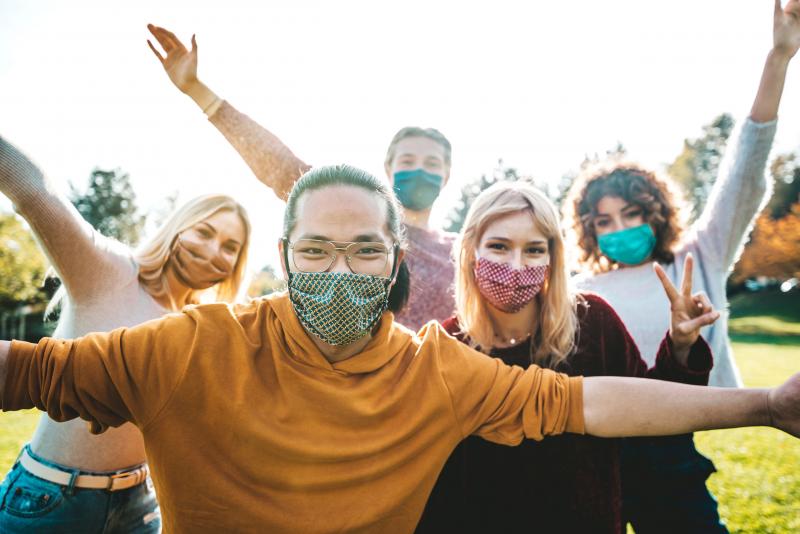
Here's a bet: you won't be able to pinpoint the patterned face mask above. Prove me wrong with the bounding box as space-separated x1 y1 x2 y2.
474 257 549 313
288 271 391 346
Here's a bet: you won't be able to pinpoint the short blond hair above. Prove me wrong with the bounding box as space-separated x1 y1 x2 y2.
384 126 452 170
454 181 579 368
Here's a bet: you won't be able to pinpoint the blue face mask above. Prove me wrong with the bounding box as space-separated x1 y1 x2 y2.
597 224 656 265
392 169 443 211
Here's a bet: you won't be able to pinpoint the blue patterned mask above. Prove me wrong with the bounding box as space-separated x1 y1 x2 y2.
597 224 656 265
392 169 443 211
288 271 391 346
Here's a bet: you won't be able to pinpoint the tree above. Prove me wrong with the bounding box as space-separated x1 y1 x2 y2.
764 152 800 219
70 168 146 246
0 212 48 308
731 202 800 284
248 264 286 298
667 113 735 221
444 160 550 233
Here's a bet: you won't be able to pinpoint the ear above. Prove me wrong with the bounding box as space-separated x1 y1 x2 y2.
389 248 406 287
277 238 289 279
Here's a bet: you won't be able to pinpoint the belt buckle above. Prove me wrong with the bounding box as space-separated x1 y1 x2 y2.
107 467 146 491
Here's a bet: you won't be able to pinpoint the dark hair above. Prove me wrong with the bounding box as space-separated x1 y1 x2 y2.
563 162 689 273
384 126 452 169
283 164 410 313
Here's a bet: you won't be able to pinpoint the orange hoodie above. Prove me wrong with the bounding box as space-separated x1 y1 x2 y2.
3 293 583 533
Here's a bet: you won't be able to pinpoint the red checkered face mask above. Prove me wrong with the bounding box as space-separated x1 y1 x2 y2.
474 257 549 313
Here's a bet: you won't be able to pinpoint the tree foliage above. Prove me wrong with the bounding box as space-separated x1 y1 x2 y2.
247 264 286 298
731 202 800 284
667 113 735 221
443 160 552 233
70 168 145 246
0 212 48 308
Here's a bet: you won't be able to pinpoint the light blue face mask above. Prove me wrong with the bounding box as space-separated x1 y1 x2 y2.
392 169 443 211
597 224 656 265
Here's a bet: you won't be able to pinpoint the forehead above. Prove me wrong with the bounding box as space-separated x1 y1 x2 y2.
292 185 392 242
392 136 446 161
480 210 547 242
595 195 630 214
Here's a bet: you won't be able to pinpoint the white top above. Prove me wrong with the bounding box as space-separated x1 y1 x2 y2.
1 136 168 470
575 118 777 387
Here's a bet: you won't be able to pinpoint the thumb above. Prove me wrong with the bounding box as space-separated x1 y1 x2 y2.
191 34 198 54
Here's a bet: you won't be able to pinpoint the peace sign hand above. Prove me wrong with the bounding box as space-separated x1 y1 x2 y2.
147 24 199 94
654 253 720 364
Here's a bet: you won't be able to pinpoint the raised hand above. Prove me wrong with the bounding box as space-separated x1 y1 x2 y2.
654 253 720 357
147 24 199 94
774 0 800 59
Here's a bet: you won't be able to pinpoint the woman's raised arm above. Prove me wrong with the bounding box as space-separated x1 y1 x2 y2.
0 137 136 302
147 24 310 201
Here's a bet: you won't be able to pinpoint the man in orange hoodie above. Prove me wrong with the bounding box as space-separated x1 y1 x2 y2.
2 162 799 533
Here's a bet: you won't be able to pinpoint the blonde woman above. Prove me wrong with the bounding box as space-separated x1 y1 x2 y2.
417 181 717 534
0 136 250 533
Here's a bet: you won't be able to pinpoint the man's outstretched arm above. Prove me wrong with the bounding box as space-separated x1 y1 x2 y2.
0 340 9 401
582 373 799 438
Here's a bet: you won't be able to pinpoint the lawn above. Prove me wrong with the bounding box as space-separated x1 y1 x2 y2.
0 291 798 532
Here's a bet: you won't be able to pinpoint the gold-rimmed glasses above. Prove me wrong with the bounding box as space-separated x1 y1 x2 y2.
285 238 395 276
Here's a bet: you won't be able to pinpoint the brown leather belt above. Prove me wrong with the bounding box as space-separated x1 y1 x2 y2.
20 449 149 492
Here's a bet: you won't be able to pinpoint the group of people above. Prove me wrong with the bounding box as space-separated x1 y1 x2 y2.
1 3 800 533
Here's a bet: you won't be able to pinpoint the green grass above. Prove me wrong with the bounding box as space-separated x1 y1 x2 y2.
1 291 798 532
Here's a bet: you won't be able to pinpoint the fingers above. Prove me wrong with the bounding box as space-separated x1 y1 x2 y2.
147 23 183 52
777 0 784 18
692 291 713 316
677 310 721 334
146 40 165 65
680 253 694 296
191 34 198 54
147 23 171 50
653 262 680 302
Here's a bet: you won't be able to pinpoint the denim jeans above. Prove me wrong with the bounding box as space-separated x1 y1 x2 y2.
0 446 161 533
622 434 728 534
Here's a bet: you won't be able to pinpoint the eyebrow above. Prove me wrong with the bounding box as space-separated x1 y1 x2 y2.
298 233 385 243
596 203 637 217
199 221 243 246
484 236 547 245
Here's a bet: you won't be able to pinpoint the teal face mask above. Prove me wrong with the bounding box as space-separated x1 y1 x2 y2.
597 224 656 265
392 169 443 211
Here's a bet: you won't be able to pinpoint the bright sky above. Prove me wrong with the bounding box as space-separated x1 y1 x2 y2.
2 0 799 272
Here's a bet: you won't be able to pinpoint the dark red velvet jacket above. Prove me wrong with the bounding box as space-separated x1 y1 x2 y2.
415 293 712 534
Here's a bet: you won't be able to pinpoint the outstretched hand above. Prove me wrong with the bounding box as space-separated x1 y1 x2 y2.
147 24 199 94
774 0 800 59
654 253 720 355
769 372 800 437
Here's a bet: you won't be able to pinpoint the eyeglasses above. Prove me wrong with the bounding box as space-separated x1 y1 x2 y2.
284 238 396 276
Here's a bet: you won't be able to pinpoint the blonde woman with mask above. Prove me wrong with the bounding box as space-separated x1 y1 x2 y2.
0 136 250 533
416 180 718 534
